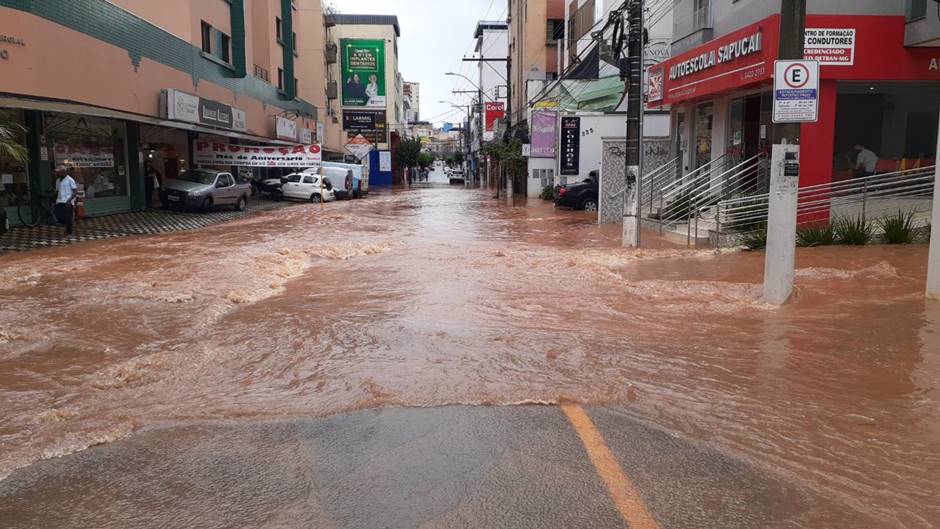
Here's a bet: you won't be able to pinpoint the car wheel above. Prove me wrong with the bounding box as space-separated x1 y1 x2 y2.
201 197 213 213
310 193 322 203
580 198 598 212
235 196 247 211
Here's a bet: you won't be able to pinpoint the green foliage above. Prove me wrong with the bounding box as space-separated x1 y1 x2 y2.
395 138 423 169
834 215 873 245
0 111 28 165
739 225 767 251
539 185 554 201
796 223 836 247
480 139 527 178
417 152 435 169
878 210 916 244
451 151 465 165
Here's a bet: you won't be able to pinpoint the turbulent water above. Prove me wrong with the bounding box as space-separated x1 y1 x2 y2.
1 183 938 527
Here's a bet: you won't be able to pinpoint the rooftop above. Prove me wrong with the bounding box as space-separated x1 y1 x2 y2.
474 20 509 38
328 14 401 37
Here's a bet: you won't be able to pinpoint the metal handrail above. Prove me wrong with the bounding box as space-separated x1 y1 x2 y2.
715 165 936 247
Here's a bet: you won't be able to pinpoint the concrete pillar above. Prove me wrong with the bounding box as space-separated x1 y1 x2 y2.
763 144 801 305
927 116 940 299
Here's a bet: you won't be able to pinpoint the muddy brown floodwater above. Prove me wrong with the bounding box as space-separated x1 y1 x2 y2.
1 185 938 527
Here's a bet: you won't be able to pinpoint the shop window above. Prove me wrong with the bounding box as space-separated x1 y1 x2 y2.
0 109 29 216
833 82 940 180
44 113 129 202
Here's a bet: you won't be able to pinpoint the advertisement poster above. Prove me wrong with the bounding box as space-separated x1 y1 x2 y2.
804 28 855 66
194 142 322 168
379 151 392 172
530 111 557 159
484 102 505 132
342 39 386 108
560 117 580 175
53 144 114 168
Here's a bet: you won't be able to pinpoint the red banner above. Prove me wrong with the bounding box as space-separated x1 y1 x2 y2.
484 102 505 132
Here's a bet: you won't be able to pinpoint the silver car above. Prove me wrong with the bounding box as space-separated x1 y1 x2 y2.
161 169 251 212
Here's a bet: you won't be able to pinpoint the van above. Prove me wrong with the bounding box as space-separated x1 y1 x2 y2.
322 162 367 198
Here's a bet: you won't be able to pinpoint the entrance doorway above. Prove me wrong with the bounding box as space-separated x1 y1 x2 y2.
692 102 713 169
727 95 764 161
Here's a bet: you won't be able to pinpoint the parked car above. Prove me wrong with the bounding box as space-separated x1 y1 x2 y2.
279 169 338 203
161 169 251 212
322 162 367 198
554 171 599 211
449 169 465 185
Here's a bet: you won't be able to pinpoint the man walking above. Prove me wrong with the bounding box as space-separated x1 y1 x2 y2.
54 164 77 236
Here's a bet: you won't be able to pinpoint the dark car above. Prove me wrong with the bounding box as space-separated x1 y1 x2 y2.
554 170 599 211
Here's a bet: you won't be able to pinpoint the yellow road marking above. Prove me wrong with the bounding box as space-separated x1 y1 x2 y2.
561 402 661 529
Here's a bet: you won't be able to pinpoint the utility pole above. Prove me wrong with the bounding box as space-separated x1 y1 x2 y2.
763 0 807 305
622 1 643 247
927 115 940 299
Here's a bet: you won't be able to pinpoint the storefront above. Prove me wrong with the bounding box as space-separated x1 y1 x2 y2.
649 14 940 189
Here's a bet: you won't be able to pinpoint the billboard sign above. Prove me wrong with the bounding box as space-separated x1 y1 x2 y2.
560 117 580 175
484 102 505 132
194 142 322 168
530 111 557 159
341 39 386 108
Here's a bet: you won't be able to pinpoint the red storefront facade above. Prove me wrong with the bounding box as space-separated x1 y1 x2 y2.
649 14 940 190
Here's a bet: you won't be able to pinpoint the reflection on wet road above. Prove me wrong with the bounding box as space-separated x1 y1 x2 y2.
1 182 938 527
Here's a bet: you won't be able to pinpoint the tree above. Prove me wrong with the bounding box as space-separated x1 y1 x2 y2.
418 152 434 169
395 138 422 169
449 151 465 166
0 111 28 165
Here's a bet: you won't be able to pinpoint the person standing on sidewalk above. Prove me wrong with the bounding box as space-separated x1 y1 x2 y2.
54 164 77 236
144 162 161 208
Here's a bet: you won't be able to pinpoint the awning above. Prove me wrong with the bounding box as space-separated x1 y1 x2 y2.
0 94 297 146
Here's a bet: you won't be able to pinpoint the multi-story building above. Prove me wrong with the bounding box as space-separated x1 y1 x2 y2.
468 20 509 187
324 14 402 184
0 0 323 221
508 0 566 128
650 0 940 192
403 81 420 123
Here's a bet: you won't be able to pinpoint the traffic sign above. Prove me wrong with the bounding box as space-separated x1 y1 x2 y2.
772 60 819 123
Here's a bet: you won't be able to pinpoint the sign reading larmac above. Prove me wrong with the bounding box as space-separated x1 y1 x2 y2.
162 89 247 132
343 110 386 131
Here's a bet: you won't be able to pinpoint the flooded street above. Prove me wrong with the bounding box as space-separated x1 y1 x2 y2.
1 182 939 528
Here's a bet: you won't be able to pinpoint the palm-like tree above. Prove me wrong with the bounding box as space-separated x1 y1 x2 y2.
0 111 28 165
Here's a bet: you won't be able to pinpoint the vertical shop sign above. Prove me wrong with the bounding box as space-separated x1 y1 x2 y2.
560 117 581 175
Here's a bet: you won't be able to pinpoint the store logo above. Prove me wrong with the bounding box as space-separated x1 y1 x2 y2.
930 58 939 71
669 31 762 81
0 33 25 61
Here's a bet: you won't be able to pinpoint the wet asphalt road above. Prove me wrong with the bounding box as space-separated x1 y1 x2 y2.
0 404 811 529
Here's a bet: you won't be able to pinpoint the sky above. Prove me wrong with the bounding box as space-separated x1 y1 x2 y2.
327 0 506 128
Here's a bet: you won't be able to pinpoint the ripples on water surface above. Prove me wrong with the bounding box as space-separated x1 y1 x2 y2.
0 186 938 527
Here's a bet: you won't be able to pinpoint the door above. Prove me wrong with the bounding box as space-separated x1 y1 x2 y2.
215 173 236 204
281 174 303 199
301 175 320 200
674 110 687 172
692 103 714 169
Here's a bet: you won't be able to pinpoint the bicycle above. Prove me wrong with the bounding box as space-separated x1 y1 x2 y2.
11 189 57 228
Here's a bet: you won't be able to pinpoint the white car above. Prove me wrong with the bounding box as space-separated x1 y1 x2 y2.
279 172 336 203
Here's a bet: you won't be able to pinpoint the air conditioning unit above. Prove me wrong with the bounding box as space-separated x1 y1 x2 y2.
326 80 338 99
325 43 337 64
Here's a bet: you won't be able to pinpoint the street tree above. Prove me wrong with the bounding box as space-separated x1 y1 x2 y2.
0 111 28 165
395 138 423 170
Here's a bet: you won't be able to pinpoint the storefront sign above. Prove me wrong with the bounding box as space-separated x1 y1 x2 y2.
560 117 580 175
773 60 819 123
193 142 322 168
53 144 114 168
656 15 780 106
301 128 313 144
343 110 378 130
804 28 855 66
647 67 664 102
276 116 297 141
530 111 557 159
931 58 939 71
162 89 247 132
484 102 505 132
0 33 25 61
341 39 387 108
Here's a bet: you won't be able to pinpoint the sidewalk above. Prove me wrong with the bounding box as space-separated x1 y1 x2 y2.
0 198 290 253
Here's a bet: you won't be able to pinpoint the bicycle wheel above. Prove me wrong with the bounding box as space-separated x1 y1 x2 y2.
18 202 42 228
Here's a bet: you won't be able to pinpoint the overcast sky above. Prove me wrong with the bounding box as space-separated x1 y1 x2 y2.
327 0 505 128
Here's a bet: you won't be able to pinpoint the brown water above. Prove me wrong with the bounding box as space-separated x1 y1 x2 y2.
1 184 938 527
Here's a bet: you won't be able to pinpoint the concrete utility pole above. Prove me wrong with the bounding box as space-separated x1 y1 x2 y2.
927 115 940 299
762 0 806 305
622 1 643 247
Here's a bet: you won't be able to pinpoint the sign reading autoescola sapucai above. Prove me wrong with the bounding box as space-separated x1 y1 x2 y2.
560 117 580 175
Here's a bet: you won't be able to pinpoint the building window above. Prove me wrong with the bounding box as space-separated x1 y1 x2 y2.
201 21 212 54
692 0 712 31
546 19 564 44
278 68 284 91
908 0 928 20
276 17 283 42
294 78 299 94
253 64 270 83
292 31 298 54
220 33 231 63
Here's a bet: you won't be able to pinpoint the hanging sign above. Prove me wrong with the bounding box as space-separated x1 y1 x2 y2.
194 142 322 168
773 60 820 123
560 117 581 175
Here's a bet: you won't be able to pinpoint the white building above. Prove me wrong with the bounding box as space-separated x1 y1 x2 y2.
471 20 509 186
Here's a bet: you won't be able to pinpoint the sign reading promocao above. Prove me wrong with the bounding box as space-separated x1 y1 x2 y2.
194 142 322 168
162 89 247 132
560 117 581 175
341 39 386 108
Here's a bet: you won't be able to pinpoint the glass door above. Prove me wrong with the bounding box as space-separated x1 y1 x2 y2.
693 102 714 169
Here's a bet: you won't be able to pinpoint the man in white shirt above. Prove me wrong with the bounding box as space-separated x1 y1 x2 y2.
854 144 878 178
54 164 77 236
